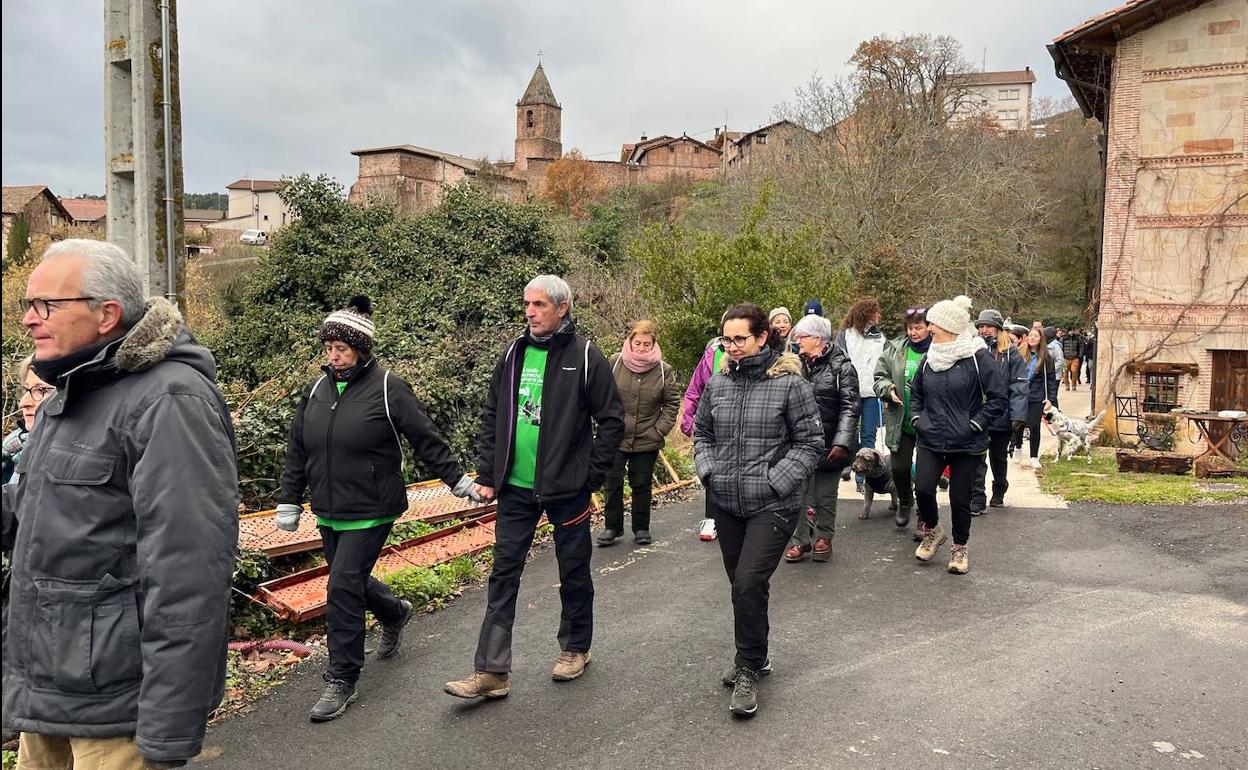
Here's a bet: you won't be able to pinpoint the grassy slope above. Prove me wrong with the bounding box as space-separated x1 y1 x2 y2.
1038 451 1248 505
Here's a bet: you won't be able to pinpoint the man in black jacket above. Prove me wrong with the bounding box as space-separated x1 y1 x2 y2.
4 240 237 769
445 275 624 699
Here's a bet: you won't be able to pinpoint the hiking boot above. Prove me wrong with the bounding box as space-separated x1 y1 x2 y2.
634 530 652 546
444 670 511 699
969 504 985 517
841 469 852 482
729 666 761 718
989 496 1005 508
812 537 832 562
895 504 912 528
309 677 357 722
948 544 970 574
784 544 810 563
595 529 620 547
721 658 772 687
915 525 947 562
377 599 413 659
552 650 591 681
913 520 924 542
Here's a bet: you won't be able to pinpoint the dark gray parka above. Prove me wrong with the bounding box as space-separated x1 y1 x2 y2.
1 299 239 765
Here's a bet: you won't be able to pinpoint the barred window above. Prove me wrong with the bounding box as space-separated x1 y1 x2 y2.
1143 374 1179 413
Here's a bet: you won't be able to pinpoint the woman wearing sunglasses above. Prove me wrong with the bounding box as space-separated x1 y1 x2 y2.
3 355 56 486
872 307 933 537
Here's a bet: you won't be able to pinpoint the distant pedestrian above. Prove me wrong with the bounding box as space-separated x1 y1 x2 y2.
1083 330 1096 385
767 307 793 352
908 296 1007 575
445 275 623 700
5 240 238 769
1061 328 1084 391
694 303 821 717
1007 324 1029 347
874 307 932 536
1046 327 1065 373
970 310 1028 514
276 295 482 722
836 298 886 493
803 299 824 317
783 313 858 564
680 311 730 438
597 320 680 547
1017 328 1060 470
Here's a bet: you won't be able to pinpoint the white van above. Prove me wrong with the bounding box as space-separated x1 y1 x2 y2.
240 229 268 246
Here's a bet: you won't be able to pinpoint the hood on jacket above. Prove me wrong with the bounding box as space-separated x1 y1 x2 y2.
719 348 802 379
115 297 216 380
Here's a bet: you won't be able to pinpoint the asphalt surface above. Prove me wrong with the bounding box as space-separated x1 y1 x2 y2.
202 492 1247 769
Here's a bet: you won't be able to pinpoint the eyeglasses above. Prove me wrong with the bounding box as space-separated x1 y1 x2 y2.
905 307 928 317
22 385 56 402
20 297 96 320
721 335 755 349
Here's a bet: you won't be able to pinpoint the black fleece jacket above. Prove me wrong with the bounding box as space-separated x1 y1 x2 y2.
278 358 463 519
475 320 624 501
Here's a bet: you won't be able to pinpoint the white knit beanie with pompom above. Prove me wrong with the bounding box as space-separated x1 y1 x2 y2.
926 295 974 335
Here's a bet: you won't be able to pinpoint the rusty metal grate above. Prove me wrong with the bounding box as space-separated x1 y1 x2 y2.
238 480 494 556
257 516 497 622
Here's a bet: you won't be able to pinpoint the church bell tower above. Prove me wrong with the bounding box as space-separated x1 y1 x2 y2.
514 63 562 171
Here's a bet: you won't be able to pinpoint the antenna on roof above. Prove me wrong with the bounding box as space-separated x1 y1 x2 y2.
537 50 543 64
982 47 987 72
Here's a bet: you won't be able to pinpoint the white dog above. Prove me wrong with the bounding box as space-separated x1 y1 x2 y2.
1043 407 1106 463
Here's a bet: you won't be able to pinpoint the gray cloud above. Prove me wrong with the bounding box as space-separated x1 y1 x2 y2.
3 0 1097 196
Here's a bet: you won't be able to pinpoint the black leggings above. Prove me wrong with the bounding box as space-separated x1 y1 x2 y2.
915 448 979 546
1024 401 1045 459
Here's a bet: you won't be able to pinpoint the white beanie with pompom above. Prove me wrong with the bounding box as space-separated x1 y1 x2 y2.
926 295 974 335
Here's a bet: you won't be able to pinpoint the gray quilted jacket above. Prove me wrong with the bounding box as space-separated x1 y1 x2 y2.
693 348 822 517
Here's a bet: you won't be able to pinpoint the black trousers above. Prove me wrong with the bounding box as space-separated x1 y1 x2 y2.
320 522 405 684
1024 401 1046 459
915 448 980 546
601 449 659 534
890 430 918 508
971 430 1012 508
709 496 797 672
474 485 594 673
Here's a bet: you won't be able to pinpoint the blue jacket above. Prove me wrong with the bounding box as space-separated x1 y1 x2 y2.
909 348 1008 455
1023 353 1060 407
985 344 1028 432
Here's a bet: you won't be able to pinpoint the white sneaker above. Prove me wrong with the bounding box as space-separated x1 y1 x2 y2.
698 518 717 541
1029 457 1041 470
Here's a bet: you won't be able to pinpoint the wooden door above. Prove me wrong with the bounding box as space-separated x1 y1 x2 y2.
1210 350 1248 410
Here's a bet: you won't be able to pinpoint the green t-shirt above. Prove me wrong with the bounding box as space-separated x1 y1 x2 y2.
505 345 549 489
316 379 401 532
712 346 726 374
901 345 924 435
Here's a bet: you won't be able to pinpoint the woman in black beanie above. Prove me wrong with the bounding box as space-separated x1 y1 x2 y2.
276 296 481 722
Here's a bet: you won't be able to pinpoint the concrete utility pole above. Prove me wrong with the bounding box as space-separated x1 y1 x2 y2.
104 0 185 306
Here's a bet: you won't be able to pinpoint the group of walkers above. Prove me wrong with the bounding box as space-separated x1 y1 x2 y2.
2 238 1078 769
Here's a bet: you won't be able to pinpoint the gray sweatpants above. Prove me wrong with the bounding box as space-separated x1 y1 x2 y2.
790 467 840 545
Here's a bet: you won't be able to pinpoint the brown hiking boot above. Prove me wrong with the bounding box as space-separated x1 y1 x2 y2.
811 537 832 562
443 670 510 699
914 524 947 562
552 650 592 681
784 544 810 563
948 544 970 574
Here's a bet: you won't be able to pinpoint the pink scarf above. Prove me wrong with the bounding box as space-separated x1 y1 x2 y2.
621 340 663 374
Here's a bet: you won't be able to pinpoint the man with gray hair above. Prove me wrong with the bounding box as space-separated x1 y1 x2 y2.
445 274 623 699
4 240 238 769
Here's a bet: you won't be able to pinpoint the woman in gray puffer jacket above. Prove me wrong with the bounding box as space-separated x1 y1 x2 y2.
693 303 822 719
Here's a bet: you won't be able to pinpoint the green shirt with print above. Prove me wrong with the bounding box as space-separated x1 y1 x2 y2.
901 345 924 436
317 379 401 532
506 345 548 489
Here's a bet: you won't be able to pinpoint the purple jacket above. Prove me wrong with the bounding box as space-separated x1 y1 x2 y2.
680 342 721 436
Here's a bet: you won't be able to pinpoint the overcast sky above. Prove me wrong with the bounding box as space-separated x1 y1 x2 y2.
2 0 1098 197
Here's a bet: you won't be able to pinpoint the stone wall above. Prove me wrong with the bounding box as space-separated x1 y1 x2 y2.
1096 0 1248 446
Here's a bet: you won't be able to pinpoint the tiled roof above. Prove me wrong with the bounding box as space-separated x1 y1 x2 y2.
350 144 483 171
954 69 1037 86
1053 0 1152 45
3 185 49 214
629 135 721 163
735 120 815 144
184 208 225 222
225 179 283 192
518 63 559 107
59 197 108 223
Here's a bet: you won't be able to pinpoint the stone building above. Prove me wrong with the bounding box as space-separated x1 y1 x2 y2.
945 68 1037 131
1051 0 1248 446
2 185 72 263
724 120 823 175
349 64 730 214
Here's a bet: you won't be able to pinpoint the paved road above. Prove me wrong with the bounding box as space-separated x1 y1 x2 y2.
202 487 1247 769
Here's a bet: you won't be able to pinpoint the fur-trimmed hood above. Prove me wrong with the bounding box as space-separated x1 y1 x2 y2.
718 349 803 379
116 297 187 373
